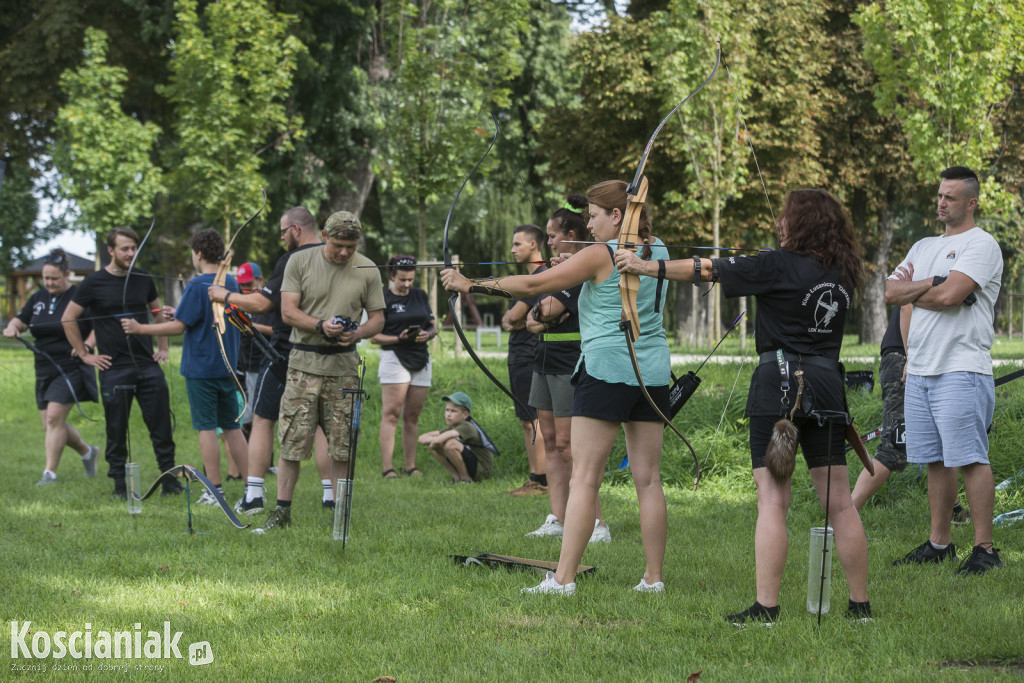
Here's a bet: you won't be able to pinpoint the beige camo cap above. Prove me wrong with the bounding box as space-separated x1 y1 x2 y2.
323 211 361 238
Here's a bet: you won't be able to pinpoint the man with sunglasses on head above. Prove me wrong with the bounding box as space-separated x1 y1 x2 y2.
208 207 334 515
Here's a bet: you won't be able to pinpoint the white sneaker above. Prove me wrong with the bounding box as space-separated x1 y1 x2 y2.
196 490 220 506
632 578 665 593
81 445 99 478
589 520 611 544
525 514 564 538
521 571 575 595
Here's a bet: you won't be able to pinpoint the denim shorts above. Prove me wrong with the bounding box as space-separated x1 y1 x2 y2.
905 372 993 467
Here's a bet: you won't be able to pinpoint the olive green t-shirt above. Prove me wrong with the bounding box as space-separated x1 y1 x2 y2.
282 247 385 376
452 420 493 481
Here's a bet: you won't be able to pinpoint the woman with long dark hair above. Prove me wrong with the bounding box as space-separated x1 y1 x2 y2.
3 248 100 485
615 188 871 623
442 179 672 594
371 255 437 478
524 195 610 544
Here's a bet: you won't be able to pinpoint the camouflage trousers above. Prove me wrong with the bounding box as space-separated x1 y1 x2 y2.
875 351 907 472
278 366 360 462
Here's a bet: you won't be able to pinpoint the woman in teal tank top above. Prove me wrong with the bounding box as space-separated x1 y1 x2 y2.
442 179 673 596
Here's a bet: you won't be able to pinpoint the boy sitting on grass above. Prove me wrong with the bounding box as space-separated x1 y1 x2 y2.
418 391 495 483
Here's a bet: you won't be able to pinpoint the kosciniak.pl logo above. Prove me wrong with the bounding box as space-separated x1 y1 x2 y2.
9 621 213 666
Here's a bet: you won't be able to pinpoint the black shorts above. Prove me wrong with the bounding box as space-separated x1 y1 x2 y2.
461 444 479 480
749 414 847 470
571 363 670 423
508 362 538 421
252 359 286 421
35 364 97 411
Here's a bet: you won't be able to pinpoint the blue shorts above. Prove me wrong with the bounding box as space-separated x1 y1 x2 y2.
185 377 243 431
571 363 670 423
905 372 993 467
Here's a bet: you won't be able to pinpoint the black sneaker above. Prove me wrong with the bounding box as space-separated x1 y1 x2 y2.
846 600 873 623
322 499 336 510
726 602 779 626
111 479 127 501
251 506 291 534
892 540 957 566
236 496 264 516
956 545 1004 575
161 477 184 496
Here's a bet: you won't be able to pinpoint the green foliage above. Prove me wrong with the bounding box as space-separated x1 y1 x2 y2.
370 0 530 261
856 1 1018 187
52 28 165 236
0 159 47 271
158 0 305 237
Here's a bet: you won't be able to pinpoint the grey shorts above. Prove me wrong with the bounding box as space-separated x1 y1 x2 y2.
528 372 575 418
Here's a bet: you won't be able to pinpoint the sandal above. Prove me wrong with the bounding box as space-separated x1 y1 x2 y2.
403 467 423 477
382 469 398 479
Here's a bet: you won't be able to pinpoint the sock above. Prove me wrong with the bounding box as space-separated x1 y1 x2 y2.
276 499 292 509
929 541 949 550
529 473 548 487
322 478 334 502
43 469 56 479
246 477 264 502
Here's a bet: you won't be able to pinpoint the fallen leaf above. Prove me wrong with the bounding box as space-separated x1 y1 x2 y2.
687 670 702 682
159 565 170 571
372 677 396 682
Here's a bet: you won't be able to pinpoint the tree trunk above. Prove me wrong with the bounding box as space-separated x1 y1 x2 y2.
858 188 897 344
675 279 697 345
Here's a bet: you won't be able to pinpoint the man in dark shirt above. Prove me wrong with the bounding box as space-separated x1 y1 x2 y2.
63 227 180 498
208 206 333 514
502 224 548 497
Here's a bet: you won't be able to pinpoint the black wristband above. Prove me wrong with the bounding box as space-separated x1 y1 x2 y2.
693 256 701 286
84 343 93 355
932 275 947 287
315 319 325 335
225 292 232 306
710 259 719 282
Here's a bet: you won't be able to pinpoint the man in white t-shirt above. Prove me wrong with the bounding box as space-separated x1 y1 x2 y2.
885 165 1004 575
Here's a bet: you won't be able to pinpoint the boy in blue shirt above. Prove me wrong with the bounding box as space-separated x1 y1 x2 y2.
122 229 247 503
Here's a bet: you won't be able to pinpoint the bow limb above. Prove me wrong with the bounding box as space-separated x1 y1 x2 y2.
617 42 722 490
16 336 97 423
211 187 268 423
122 217 157 373
136 464 251 528
623 328 700 490
442 114 536 439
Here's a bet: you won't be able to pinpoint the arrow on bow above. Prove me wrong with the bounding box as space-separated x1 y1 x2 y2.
212 187 268 422
616 39 722 491
441 114 536 440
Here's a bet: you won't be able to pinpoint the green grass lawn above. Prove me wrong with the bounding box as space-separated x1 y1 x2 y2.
1 341 1023 681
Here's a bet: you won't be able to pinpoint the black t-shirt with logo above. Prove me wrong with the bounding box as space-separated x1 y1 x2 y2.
718 250 852 417
381 288 435 371
73 270 159 369
261 243 322 353
17 286 92 373
533 283 582 375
